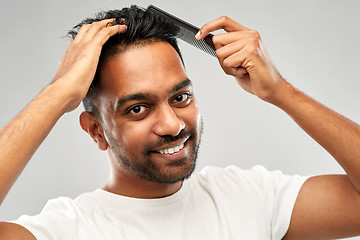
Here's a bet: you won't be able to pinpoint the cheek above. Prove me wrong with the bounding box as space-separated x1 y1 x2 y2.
180 104 202 129
195 109 202 127
116 121 153 149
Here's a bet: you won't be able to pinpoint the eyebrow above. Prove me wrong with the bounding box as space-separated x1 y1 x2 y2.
170 79 192 95
114 79 192 112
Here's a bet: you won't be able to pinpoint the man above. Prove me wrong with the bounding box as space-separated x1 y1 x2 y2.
0 5 360 239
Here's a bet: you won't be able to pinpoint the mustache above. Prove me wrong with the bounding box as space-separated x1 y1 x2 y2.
143 129 196 154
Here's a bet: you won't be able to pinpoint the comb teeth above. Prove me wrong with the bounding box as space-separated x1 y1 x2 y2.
187 36 217 57
146 5 217 58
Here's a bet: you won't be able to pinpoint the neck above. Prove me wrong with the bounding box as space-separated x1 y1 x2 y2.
103 168 183 199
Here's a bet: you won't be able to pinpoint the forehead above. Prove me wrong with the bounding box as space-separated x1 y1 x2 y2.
99 41 187 100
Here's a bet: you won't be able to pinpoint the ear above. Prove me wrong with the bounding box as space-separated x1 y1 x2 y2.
79 111 109 151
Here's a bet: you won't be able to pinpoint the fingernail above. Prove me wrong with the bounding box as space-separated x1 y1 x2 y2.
195 31 201 39
106 20 115 27
119 18 127 25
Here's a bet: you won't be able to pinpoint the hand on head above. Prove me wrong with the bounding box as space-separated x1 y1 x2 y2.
52 19 127 113
196 16 286 103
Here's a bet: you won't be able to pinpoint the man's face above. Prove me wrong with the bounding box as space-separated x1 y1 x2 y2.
97 41 202 184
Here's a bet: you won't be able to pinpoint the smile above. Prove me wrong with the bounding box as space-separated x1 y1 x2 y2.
157 143 184 155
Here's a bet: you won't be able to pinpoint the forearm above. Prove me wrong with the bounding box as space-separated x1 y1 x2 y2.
0 20 126 207
0 82 70 204
273 81 360 191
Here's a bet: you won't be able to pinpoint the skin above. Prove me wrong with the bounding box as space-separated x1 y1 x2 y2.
196 16 360 239
79 42 202 198
0 16 359 239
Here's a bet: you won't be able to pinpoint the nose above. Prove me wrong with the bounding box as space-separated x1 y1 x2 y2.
153 104 185 136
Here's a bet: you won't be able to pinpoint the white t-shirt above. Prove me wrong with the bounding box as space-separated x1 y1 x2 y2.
13 165 308 240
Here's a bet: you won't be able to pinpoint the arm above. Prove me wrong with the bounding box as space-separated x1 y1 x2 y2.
0 19 126 239
197 16 360 239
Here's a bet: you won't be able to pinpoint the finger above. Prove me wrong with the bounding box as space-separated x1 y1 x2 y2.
81 18 117 41
73 24 91 42
216 34 260 60
195 16 248 40
215 39 251 76
221 49 249 77
216 39 245 62
93 24 127 46
212 29 261 49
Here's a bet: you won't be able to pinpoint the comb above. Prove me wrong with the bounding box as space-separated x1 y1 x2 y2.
145 5 217 58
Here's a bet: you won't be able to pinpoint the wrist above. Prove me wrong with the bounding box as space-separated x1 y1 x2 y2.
266 79 298 109
40 80 83 115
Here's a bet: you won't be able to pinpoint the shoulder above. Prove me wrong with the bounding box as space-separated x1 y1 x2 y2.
0 222 36 240
12 191 100 240
38 191 97 215
193 164 292 186
190 165 308 199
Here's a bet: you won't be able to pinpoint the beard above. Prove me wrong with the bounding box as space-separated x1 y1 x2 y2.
106 121 203 184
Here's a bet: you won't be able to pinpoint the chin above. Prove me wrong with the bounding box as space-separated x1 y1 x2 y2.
143 158 196 184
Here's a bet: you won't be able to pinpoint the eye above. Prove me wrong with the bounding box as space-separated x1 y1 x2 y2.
174 93 189 102
172 93 192 106
128 105 148 115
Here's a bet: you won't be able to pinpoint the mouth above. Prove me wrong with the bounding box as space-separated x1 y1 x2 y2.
150 136 190 158
157 143 185 155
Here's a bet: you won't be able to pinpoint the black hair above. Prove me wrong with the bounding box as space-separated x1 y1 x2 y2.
67 5 183 118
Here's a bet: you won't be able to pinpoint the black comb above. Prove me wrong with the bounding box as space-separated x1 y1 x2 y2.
145 5 217 58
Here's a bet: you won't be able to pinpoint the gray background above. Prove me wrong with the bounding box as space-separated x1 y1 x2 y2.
0 0 359 238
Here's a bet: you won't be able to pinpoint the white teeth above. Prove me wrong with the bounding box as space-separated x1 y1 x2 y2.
158 143 184 155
